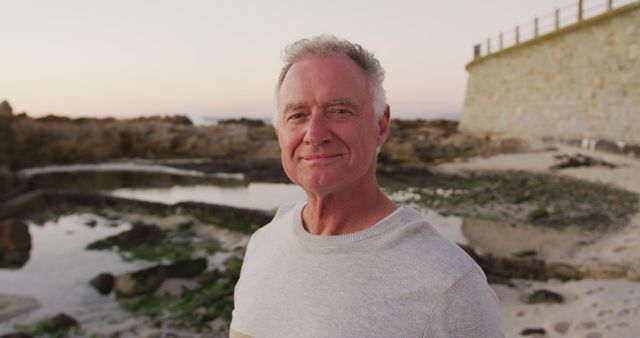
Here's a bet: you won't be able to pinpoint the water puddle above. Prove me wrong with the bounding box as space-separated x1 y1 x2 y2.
108 182 306 211
20 161 241 180
0 214 148 332
25 167 306 211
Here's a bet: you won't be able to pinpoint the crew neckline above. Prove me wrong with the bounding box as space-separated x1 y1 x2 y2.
292 202 405 247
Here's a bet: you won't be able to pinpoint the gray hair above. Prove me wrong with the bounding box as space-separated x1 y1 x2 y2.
275 35 387 117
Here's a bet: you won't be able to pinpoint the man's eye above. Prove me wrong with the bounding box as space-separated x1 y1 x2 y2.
287 113 304 122
332 108 351 115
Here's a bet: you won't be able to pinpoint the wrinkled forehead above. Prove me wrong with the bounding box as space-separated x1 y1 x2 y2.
277 54 372 110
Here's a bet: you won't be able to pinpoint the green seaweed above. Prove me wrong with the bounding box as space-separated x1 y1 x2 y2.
87 228 220 262
121 257 242 330
17 315 79 338
529 206 549 221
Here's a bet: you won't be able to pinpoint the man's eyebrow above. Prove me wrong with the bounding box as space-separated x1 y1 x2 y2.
327 99 358 107
326 99 359 109
284 103 306 112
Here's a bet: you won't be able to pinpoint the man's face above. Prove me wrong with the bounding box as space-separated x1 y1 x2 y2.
274 54 390 194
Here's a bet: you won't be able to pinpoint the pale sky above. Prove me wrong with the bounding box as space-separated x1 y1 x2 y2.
1 0 575 120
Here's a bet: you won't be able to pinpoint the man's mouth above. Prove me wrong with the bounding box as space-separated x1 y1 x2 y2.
300 154 343 160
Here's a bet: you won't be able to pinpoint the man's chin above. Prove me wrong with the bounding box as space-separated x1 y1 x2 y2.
297 175 345 194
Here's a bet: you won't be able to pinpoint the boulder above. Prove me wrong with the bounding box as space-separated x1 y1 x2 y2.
0 166 25 201
90 273 115 295
551 153 616 170
520 328 547 336
20 313 79 337
524 289 564 304
48 313 79 331
87 223 161 251
0 219 31 268
459 244 583 283
166 257 208 279
115 223 162 249
115 265 168 297
115 258 208 297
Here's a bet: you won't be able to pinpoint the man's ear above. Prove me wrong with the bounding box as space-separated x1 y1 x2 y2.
377 105 391 146
273 123 283 150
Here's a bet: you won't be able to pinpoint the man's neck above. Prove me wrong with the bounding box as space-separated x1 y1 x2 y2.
302 179 397 236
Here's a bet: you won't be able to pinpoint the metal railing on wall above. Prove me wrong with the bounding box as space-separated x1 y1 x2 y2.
473 0 640 59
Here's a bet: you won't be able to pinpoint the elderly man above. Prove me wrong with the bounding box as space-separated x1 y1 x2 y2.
230 35 503 337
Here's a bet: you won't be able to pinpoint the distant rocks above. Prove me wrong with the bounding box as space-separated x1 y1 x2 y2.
381 119 528 166
0 100 12 117
0 101 532 174
1 102 280 169
218 117 266 127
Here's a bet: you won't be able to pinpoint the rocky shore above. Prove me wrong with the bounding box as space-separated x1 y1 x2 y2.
2 99 640 337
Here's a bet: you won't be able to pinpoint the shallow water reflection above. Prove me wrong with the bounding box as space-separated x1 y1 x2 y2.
462 218 591 259
108 182 307 210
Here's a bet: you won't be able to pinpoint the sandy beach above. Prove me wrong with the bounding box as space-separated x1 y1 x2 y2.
435 144 640 338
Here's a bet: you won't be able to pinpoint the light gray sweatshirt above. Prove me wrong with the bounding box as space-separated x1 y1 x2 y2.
231 202 504 338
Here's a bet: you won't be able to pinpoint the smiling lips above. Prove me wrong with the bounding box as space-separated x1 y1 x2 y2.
300 153 343 160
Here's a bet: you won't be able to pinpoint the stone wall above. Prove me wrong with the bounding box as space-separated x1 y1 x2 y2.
460 3 640 145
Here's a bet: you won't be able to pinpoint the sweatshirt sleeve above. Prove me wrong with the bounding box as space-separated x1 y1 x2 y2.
423 268 505 338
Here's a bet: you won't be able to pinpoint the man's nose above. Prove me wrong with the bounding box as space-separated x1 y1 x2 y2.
304 114 332 146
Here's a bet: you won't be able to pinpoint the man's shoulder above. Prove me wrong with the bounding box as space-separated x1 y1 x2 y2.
247 200 302 246
392 206 483 286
